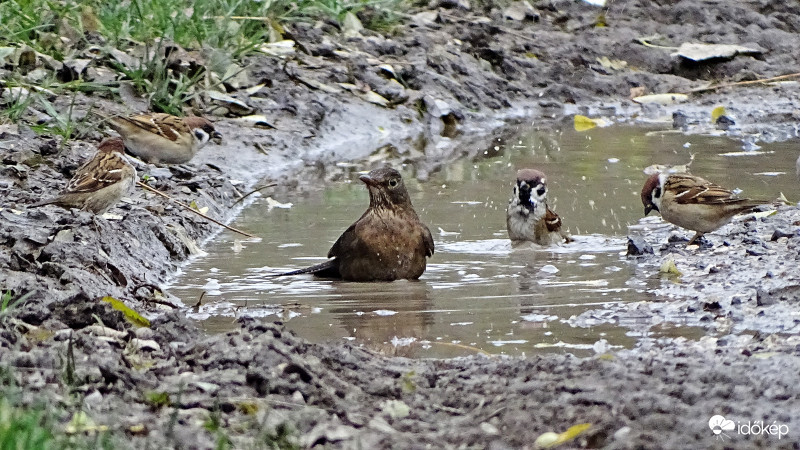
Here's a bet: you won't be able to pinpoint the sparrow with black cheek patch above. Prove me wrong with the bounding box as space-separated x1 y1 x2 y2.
107 113 222 164
506 168 573 246
31 137 136 214
641 172 770 245
274 167 435 282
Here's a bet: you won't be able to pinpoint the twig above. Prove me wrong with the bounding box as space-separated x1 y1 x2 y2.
231 183 277 207
136 181 257 238
686 72 800 94
193 291 205 309
132 283 180 309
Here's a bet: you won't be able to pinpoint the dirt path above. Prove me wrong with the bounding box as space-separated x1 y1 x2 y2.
2 0 800 447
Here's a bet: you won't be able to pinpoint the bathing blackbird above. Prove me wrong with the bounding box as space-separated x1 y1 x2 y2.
274 167 434 281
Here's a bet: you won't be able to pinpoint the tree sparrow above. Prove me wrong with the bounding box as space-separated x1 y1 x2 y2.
31 137 136 214
108 113 222 164
274 167 435 281
641 172 770 245
506 169 573 246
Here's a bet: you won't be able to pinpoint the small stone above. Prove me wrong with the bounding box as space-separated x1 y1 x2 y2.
715 115 735 130
480 422 499 435
756 288 777 306
672 111 689 129
503 1 538 21
771 229 795 241
627 236 653 256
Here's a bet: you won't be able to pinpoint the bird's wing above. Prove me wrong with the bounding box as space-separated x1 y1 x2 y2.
118 114 185 142
328 223 357 259
422 224 434 257
666 174 749 205
543 207 562 232
65 154 129 194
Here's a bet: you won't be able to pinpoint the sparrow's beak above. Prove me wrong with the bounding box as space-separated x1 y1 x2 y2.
211 131 223 144
359 174 378 187
644 204 655 216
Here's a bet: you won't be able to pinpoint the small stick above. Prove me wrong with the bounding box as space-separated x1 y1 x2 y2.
136 181 257 238
231 183 277 207
687 72 800 94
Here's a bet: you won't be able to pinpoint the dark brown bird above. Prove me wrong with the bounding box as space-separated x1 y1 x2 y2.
30 137 136 214
275 167 434 281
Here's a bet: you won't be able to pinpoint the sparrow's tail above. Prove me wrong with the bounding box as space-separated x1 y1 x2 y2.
270 259 340 278
28 198 56 208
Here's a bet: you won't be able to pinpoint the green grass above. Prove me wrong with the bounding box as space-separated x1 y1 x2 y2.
0 0 408 134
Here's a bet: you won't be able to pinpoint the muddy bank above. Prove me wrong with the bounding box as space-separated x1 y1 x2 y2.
2 0 800 447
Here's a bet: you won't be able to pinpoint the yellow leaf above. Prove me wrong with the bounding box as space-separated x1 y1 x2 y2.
535 423 593 448
189 200 199 210
574 115 598 132
659 258 682 276
711 106 727 123
65 411 108 434
239 402 259 415
101 296 150 327
558 423 592 443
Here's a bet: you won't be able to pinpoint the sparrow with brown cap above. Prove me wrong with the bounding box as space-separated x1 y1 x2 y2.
31 137 136 214
107 113 221 164
506 168 573 246
641 172 770 245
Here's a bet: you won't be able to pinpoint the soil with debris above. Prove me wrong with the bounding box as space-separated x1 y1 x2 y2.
2 0 800 447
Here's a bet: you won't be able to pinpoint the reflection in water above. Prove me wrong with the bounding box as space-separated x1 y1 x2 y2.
329 281 432 357
170 125 800 358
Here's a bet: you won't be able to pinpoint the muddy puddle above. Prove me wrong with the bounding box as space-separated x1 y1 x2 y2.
169 124 799 358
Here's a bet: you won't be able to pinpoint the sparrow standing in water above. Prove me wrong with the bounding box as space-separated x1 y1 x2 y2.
31 137 136 214
506 169 572 246
107 113 222 164
275 167 434 281
641 172 770 245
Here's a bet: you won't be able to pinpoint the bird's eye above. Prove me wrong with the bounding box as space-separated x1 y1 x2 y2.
537 187 546 196
389 179 398 187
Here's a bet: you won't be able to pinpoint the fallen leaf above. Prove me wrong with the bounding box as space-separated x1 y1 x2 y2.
101 296 150 327
342 12 364 38
672 42 761 62
535 423 592 448
659 258 682 276
65 411 108 434
574 115 611 131
360 91 390 107
711 105 727 123
632 93 688 105
258 40 296 57
596 56 627 71
629 86 646 98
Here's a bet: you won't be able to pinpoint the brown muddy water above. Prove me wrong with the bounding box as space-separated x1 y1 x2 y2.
169 125 799 358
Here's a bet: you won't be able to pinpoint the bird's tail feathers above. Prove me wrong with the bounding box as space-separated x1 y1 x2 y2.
29 199 56 208
270 259 340 278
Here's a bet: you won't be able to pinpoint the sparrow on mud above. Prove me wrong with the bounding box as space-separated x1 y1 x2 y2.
506 169 573 246
107 113 222 164
31 137 136 214
641 172 770 245
274 167 435 282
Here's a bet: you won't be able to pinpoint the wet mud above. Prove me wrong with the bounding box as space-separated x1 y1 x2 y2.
2 0 800 447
